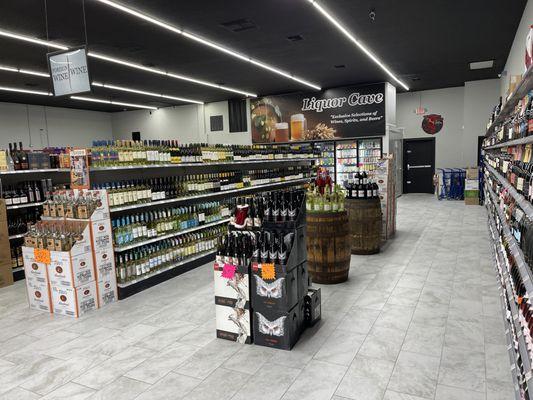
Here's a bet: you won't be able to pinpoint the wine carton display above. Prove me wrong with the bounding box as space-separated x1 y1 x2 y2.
0 200 14 288
304 288 322 327
51 281 98 317
297 262 309 300
251 262 299 312
26 279 52 312
214 261 252 344
22 189 118 315
253 302 302 350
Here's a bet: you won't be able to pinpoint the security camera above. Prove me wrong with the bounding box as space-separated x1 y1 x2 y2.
369 9 376 21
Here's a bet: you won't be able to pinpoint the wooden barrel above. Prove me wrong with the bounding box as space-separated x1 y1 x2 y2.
306 211 351 284
346 198 382 255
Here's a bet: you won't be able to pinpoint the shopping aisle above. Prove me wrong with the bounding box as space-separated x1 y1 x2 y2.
0 194 513 400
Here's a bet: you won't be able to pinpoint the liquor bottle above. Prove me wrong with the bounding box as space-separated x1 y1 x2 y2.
18 142 29 170
11 143 21 171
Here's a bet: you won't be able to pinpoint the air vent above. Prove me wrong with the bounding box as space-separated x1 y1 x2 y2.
220 18 258 33
287 34 304 42
334 64 346 69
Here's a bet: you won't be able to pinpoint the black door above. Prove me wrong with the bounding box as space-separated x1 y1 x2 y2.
403 138 435 193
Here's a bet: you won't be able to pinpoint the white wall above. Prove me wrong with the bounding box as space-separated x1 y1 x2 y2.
203 100 252 145
111 104 204 143
0 101 112 149
396 79 499 169
501 0 533 96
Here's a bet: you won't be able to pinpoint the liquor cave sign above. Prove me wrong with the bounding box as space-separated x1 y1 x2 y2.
251 83 388 143
47 47 91 97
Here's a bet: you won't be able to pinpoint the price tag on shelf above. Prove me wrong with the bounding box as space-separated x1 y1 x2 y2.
34 248 51 264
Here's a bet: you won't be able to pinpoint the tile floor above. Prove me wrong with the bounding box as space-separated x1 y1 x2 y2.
0 194 515 400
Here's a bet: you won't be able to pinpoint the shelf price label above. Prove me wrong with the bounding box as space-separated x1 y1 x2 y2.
34 248 51 264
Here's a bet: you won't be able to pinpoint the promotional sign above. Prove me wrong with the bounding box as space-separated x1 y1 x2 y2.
70 149 90 189
250 83 386 143
48 47 91 96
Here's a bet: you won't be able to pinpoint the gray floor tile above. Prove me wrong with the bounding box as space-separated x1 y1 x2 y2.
0 386 41 400
86 376 150 400
402 322 445 357
438 345 485 392
383 390 431 400
135 372 202 400
313 328 365 366
185 368 248 400
388 351 440 398
282 360 346 400
40 382 95 400
434 384 484 400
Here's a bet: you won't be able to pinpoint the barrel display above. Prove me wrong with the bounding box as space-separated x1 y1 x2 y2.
346 197 382 255
306 211 351 284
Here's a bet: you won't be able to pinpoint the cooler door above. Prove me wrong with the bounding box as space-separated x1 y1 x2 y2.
335 140 358 185
358 138 383 175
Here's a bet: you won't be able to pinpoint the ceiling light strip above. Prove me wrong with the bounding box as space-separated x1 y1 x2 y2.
0 29 68 50
0 65 50 78
306 0 409 91
71 95 157 110
91 81 203 104
94 0 321 90
0 86 51 96
0 28 256 97
87 51 256 97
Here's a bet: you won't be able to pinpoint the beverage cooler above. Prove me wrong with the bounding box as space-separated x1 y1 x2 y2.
314 142 335 178
313 137 383 184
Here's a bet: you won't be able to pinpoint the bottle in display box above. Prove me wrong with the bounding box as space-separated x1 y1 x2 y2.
214 259 252 344
51 280 98 318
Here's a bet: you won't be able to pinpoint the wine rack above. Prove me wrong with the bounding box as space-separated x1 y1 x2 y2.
1 154 315 296
484 181 533 398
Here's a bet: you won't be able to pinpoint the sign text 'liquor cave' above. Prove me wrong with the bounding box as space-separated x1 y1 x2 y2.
301 92 384 113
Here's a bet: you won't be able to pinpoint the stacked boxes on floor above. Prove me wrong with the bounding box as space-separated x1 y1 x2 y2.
23 189 118 317
465 167 480 205
214 194 321 350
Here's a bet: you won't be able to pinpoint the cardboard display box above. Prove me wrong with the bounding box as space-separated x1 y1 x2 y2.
26 279 52 313
51 280 98 317
251 262 299 312
253 302 302 350
215 304 252 344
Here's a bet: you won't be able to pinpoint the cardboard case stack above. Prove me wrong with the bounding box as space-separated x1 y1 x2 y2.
23 189 117 317
0 200 14 289
465 167 480 205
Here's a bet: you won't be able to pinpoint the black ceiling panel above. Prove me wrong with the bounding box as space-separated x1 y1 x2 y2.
0 0 527 112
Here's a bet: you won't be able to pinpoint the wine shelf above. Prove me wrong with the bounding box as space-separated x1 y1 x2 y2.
6 201 45 211
117 250 216 299
109 177 311 213
485 135 533 150
8 233 25 240
487 211 533 389
485 164 533 218
485 182 533 299
90 157 315 171
0 168 69 175
486 64 533 138
114 218 230 252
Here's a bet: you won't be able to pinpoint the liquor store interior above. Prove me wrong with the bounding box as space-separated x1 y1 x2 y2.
0 1 531 399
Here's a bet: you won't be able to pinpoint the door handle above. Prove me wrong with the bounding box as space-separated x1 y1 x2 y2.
407 164 431 170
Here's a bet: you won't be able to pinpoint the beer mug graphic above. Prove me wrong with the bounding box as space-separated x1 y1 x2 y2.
290 114 306 141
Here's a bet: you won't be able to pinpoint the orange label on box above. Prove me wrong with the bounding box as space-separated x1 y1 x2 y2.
261 263 275 280
34 248 51 264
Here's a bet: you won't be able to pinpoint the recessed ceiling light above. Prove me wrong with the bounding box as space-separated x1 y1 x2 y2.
469 60 494 70
305 0 409 91
93 0 321 90
91 81 204 104
0 28 257 97
70 95 158 110
0 86 52 96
